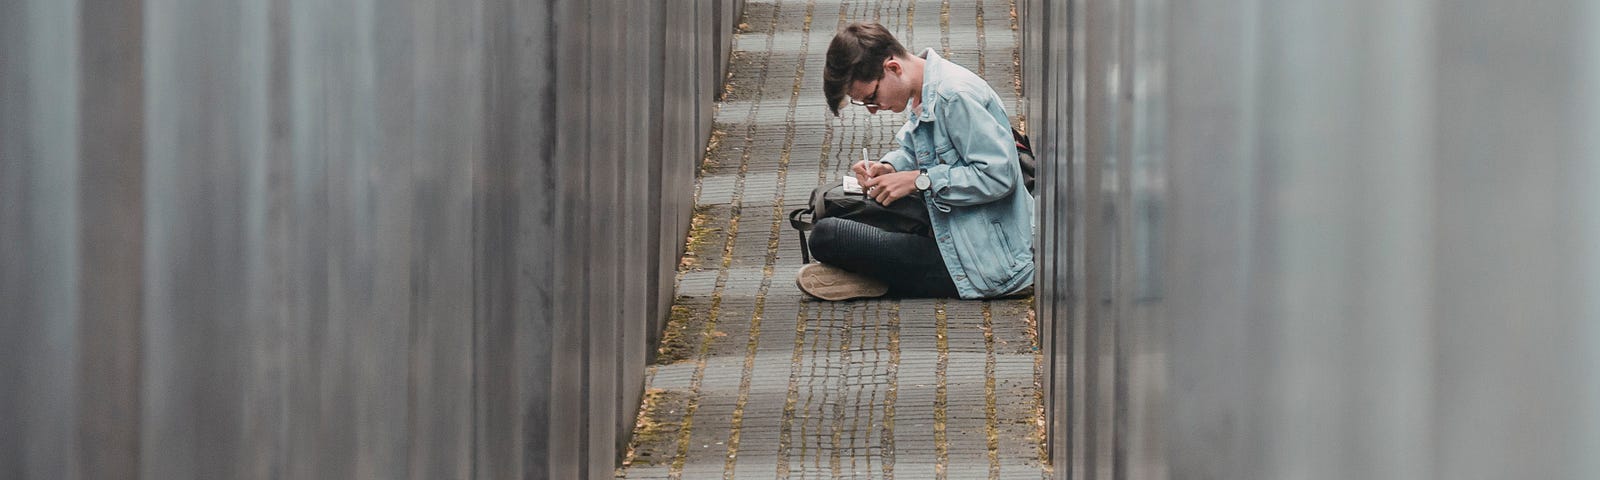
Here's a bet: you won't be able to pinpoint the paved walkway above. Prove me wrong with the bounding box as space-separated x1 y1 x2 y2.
619 1 1047 478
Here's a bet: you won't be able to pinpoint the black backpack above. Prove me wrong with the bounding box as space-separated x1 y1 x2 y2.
787 185 932 263
1014 128 1037 194
787 129 1036 263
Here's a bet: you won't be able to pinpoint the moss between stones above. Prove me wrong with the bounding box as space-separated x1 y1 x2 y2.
621 388 691 468
700 126 727 174
679 206 720 270
655 304 698 365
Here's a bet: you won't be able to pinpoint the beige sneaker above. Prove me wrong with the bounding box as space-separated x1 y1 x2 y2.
795 263 889 301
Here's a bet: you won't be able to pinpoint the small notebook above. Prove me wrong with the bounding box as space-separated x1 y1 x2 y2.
842 175 864 194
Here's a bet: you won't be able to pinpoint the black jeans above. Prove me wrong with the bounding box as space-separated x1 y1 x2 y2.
807 217 960 298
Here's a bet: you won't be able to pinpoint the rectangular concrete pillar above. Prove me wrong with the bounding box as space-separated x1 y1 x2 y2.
1027 0 1600 478
0 0 743 478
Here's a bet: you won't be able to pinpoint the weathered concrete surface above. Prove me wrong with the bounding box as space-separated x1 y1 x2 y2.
0 1 742 478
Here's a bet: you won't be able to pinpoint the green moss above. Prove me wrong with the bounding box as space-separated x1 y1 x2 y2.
621 388 690 468
700 127 727 174
679 206 720 270
655 304 698 364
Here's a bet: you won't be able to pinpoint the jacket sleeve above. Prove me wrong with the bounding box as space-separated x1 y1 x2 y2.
924 91 1019 210
879 121 918 172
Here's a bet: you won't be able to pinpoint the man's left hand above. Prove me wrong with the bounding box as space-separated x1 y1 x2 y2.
861 171 921 206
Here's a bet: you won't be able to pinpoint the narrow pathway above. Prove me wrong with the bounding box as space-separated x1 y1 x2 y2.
620 1 1047 478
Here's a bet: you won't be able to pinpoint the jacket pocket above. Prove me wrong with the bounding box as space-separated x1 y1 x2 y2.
988 220 1018 272
937 144 961 165
934 140 958 165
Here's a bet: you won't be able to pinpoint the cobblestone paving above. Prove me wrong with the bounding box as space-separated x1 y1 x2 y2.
620 1 1047 478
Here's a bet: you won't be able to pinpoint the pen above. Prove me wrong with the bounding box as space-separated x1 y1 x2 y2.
861 147 870 198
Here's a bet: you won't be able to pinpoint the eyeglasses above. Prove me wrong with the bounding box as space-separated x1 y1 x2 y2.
849 81 881 108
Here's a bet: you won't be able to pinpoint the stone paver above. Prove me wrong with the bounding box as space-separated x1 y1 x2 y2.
620 1 1047 478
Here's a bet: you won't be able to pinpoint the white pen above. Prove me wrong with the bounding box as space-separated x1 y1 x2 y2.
861 147 871 198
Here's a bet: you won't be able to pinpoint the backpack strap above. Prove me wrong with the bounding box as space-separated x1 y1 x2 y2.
788 207 815 264
1012 127 1033 153
1011 128 1038 195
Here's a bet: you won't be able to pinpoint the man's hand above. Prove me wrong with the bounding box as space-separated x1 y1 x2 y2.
861 170 921 206
852 160 896 186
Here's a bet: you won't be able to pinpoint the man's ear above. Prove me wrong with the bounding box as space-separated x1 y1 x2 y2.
882 58 900 76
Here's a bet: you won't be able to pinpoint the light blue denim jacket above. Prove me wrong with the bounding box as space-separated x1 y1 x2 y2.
880 49 1035 299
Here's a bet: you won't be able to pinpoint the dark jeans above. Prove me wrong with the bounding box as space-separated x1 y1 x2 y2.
808 217 959 298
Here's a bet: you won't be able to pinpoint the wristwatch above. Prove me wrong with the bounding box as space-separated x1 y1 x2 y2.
915 168 931 191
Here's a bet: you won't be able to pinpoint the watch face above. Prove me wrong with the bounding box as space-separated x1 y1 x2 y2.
915 173 931 190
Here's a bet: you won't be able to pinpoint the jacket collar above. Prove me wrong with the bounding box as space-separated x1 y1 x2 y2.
914 48 945 123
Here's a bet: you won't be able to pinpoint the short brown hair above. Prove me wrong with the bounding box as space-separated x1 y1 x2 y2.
823 22 909 115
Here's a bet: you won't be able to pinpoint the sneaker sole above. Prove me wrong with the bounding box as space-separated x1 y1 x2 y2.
796 264 888 301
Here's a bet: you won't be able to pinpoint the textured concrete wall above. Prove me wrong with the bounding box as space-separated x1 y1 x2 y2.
0 0 741 478
1027 0 1600 478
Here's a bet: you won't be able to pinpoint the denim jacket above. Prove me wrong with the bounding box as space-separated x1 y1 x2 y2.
880 49 1035 299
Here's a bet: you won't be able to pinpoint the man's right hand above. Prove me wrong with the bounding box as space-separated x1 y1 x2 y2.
853 160 895 186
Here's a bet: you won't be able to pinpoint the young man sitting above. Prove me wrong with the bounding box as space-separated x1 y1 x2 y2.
797 21 1034 301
